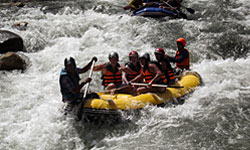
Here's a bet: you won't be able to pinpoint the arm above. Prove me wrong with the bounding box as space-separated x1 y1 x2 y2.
122 66 130 85
122 72 129 85
130 73 144 83
119 65 134 74
168 50 188 63
78 57 97 74
93 63 106 71
148 64 162 85
72 78 92 94
60 76 91 94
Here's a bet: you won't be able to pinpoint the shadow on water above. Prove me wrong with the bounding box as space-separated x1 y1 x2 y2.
70 111 141 149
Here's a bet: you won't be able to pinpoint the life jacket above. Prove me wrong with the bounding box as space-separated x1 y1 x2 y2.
142 62 165 84
129 0 160 9
102 62 122 87
175 48 190 70
59 68 80 101
125 62 141 81
129 0 143 9
168 70 175 81
150 61 168 84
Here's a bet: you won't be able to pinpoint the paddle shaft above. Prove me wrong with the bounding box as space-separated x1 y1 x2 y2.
76 60 96 120
162 1 180 13
83 60 96 99
131 83 184 88
161 1 187 18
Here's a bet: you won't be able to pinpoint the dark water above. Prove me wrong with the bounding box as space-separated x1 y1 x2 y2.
0 0 250 149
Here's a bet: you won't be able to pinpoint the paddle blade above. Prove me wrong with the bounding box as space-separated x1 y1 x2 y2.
180 12 187 19
186 8 195 14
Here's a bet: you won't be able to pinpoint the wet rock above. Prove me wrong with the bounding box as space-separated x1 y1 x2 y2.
0 30 24 54
0 52 26 71
12 21 29 31
11 1 25 7
13 21 28 27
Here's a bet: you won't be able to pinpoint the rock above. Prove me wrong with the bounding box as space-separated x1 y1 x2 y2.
13 21 28 27
0 30 24 54
12 21 29 31
11 2 25 7
0 52 26 70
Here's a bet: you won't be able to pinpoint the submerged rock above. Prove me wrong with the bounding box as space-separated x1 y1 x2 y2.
0 52 26 70
0 30 24 54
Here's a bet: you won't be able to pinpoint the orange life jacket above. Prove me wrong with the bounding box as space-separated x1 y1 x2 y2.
150 61 168 84
125 62 141 81
142 68 154 83
142 64 165 84
160 74 167 84
175 48 190 70
102 63 122 87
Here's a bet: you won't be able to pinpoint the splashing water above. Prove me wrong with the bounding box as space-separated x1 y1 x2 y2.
0 0 250 149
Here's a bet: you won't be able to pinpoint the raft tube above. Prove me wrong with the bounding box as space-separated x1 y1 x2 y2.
134 7 178 18
82 71 201 113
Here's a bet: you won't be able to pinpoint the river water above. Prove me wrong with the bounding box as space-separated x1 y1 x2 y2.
0 0 250 149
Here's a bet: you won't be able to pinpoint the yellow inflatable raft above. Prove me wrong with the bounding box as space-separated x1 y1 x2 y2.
82 71 202 113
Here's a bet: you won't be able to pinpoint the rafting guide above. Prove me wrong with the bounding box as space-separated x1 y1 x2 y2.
167 37 190 75
59 57 97 112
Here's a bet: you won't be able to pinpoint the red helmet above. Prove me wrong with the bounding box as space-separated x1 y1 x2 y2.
176 38 186 47
154 48 165 56
129 51 138 57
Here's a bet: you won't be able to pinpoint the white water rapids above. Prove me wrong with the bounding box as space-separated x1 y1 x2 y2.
0 0 250 149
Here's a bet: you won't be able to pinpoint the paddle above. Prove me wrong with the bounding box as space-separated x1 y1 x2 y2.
131 83 184 88
76 60 96 121
104 85 132 94
161 1 187 19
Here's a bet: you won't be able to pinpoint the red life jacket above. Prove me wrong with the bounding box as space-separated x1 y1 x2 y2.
125 62 141 81
175 48 190 70
102 63 122 87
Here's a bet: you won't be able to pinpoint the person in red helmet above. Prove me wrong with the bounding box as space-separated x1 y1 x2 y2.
93 52 133 92
168 38 190 74
123 51 142 85
154 48 176 84
130 52 166 94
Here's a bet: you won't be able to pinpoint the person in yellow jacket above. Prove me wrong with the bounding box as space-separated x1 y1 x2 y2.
124 0 161 11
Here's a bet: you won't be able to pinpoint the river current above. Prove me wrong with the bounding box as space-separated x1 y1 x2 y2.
0 0 250 149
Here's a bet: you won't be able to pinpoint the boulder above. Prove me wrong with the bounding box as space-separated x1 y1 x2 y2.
0 52 26 70
0 30 25 54
11 1 25 7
